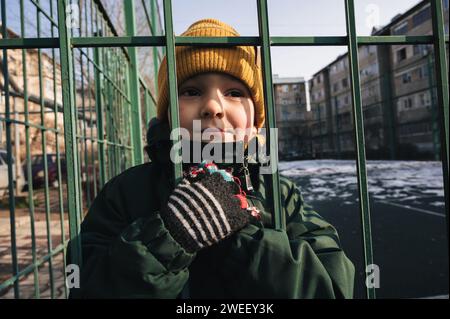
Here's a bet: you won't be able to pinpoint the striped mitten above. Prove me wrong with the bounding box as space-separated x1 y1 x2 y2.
160 171 251 253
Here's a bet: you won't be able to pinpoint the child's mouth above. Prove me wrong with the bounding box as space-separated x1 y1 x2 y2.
201 127 226 133
198 127 234 142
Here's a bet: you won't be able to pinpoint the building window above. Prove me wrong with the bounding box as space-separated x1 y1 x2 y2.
282 85 289 93
402 72 412 84
360 46 370 58
335 98 340 108
393 22 408 35
399 122 432 136
282 110 290 120
396 48 407 62
362 63 378 77
363 106 381 119
331 65 337 73
419 93 426 106
412 7 431 28
419 92 431 107
342 78 348 88
404 97 413 109
413 44 428 56
360 68 367 77
333 83 339 92
337 113 351 129
344 95 349 105
320 104 326 117
422 65 429 78
314 109 321 120
444 0 449 10
417 67 425 79
416 67 422 79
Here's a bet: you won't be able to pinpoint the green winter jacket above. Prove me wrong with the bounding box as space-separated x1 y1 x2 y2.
68 120 355 299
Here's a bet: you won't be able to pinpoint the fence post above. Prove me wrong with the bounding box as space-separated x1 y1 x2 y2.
94 41 106 187
345 0 375 299
257 0 285 231
430 0 449 244
163 0 183 183
151 0 160 93
1 0 19 298
57 0 83 267
124 0 144 165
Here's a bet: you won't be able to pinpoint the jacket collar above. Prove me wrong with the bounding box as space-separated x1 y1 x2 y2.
145 118 263 191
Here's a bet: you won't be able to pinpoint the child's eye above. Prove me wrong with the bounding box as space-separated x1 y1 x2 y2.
225 89 244 98
179 88 201 97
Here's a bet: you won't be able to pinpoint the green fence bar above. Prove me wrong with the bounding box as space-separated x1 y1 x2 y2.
73 19 85 249
345 0 375 299
427 52 441 160
1 0 20 298
88 0 98 200
151 0 160 92
431 0 449 241
2 35 449 50
37 0 55 298
143 85 150 125
50 0 69 298
105 48 113 180
163 0 183 183
66 34 447 48
124 0 143 166
79 3 91 207
94 18 106 188
57 0 83 268
257 0 285 231
111 52 119 175
19 0 40 299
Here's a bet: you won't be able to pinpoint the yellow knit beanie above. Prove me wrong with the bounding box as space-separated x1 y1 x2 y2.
156 18 265 129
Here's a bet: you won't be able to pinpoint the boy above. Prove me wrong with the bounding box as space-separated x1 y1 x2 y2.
69 18 355 298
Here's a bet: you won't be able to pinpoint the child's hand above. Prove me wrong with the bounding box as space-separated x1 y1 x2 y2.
160 166 253 253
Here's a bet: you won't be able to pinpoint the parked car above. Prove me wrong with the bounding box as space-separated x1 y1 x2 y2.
22 153 67 189
0 149 26 198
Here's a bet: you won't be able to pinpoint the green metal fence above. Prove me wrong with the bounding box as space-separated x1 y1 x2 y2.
0 0 448 299
0 0 159 298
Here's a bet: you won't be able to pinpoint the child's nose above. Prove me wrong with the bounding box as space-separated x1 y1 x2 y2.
200 97 224 119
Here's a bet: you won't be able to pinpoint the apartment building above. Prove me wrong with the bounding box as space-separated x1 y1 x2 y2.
273 75 310 160
306 0 448 160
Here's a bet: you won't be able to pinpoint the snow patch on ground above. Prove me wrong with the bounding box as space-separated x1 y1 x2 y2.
279 160 445 208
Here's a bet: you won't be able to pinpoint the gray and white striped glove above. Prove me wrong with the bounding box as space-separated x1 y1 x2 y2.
160 172 251 253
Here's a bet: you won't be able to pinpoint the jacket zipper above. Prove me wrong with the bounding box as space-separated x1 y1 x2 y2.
242 155 254 192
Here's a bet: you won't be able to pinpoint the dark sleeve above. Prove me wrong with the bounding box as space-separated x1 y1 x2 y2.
67 168 195 298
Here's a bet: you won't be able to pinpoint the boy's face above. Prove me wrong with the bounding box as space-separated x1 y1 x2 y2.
171 72 256 143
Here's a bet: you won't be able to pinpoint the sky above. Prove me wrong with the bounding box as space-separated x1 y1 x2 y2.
170 0 422 79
